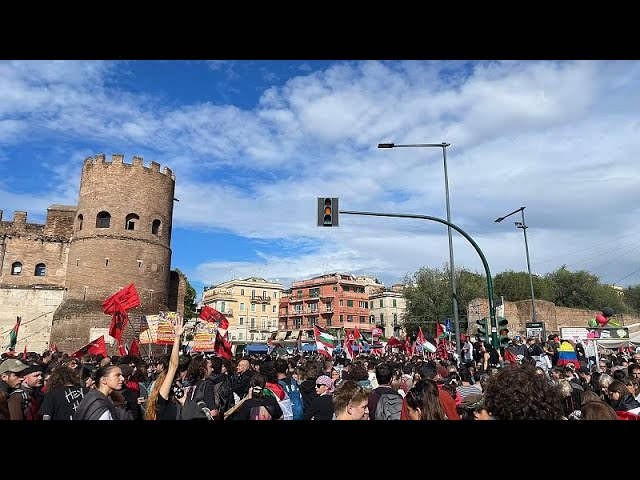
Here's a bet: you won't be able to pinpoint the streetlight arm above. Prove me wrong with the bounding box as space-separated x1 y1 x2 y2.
495 206 525 223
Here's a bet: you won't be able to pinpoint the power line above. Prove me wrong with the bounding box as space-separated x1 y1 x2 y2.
534 230 640 266
568 239 640 271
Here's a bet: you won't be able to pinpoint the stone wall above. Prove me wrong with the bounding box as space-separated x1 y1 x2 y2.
468 297 640 335
0 286 65 353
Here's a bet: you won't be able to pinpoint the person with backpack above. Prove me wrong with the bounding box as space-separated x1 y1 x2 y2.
369 362 402 421
207 356 235 420
232 373 283 420
275 358 304 420
7 362 45 420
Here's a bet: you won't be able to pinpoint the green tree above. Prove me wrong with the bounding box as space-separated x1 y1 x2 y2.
546 266 603 309
624 285 640 313
173 268 197 319
401 265 485 338
494 270 554 303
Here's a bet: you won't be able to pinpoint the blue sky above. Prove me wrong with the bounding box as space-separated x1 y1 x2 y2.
2 60 640 301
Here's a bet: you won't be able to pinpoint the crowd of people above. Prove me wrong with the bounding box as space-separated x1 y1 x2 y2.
1 317 639 420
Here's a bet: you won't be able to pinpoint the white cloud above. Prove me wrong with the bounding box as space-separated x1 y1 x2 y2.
3 60 640 294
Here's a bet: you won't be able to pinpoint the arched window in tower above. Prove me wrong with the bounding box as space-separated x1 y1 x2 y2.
96 211 111 228
11 262 22 275
125 213 140 231
152 219 161 236
77 214 83 231
35 263 46 276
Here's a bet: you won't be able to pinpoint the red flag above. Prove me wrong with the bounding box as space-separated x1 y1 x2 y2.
103 284 140 342
118 341 128 356
417 327 426 346
199 305 230 330
372 327 383 338
129 338 140 357
71 336 108 359
436 322 445 339
214 331 232 359
23 344 27 360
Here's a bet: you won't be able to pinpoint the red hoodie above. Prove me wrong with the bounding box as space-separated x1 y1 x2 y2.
400 386 460 420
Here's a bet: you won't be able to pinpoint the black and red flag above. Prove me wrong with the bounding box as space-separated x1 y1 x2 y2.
214 330 233 359
102 283 141 342
71 335 108 359
199 305 229 330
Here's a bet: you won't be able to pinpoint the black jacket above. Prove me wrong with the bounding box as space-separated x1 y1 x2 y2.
73 389 121 420
299 378 318 413
612 393 640 412
231 370 254 399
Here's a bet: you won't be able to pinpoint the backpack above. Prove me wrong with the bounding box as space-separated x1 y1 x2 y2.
375 391 403 421
179 381 214 420
278 377 304 420
211 375 235 419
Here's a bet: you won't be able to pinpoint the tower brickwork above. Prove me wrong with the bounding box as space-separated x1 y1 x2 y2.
64 154 176 309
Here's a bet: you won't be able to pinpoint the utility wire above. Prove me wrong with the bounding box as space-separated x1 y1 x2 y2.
534 230 640 266
568 239 640 271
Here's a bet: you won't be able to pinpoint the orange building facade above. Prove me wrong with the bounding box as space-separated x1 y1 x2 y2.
278 272 371 335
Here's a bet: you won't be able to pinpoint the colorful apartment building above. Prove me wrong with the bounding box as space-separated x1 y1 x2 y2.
278 272 371 338
202 277 284 343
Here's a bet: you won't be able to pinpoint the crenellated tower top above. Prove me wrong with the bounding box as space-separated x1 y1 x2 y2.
82 154 175 181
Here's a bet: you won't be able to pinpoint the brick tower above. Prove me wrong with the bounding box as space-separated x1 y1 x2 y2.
51 154 177 352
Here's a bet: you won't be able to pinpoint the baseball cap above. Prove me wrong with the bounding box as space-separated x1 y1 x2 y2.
0 358 29 375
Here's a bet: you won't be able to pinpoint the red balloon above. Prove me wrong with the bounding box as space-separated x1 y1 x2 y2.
595 313 608 326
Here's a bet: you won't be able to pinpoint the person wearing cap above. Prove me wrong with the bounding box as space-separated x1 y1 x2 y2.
0 358 30 397
7 363 44 420
304 374 335 420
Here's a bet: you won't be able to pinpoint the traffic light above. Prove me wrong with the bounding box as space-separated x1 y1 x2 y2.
476 318 488 342
317 197 339 227
498 317 510 348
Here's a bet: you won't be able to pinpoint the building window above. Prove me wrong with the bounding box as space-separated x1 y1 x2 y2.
252 289 256 298
251 318 256 328
380 313 384 324
240 303 245 311
339 315 343 323
77 214 83 231
262 304 266 312
393 313 398 327
347 300 353 307
370 301 373 309
105 258 109 267
273 292 278 299
333 286 338 292
339 300 343 307
379 299 384 308
76 259 80 267
239 333 243 340
239 317 244 326
359 316 366 323
137 260 143 268
393 299 397 308
251 334 255 341
347 315 353 322
251 304 256 312
220 301 226 312
263 290 267 298
11 262 22 275
272 305 276 313
241 289 245 296
33 263 46 276
125 213 140 231
152 219 161 235
96 211 111 228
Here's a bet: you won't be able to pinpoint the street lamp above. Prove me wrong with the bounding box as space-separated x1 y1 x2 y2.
494 206 537 322
378 141 461 359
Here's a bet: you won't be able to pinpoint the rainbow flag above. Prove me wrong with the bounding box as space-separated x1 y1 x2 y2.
557 341 580 368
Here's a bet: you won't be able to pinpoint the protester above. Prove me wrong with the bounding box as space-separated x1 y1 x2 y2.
333 380 369 420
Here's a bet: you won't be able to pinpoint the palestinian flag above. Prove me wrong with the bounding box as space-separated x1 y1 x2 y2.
557 340 580 368
7 316 22 350
436 322 447 340
314 325 337 358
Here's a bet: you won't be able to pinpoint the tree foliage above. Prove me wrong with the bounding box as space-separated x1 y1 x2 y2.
173 268 197 319
402 264 635 332
402 265 485 338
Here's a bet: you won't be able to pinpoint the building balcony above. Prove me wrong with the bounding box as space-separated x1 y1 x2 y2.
250 296 271 303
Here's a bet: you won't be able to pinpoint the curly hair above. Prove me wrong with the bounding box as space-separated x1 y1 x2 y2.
47 365 81 390
484 364 565 420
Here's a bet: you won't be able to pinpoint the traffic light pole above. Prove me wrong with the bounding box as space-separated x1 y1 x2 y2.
339 210 499 350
